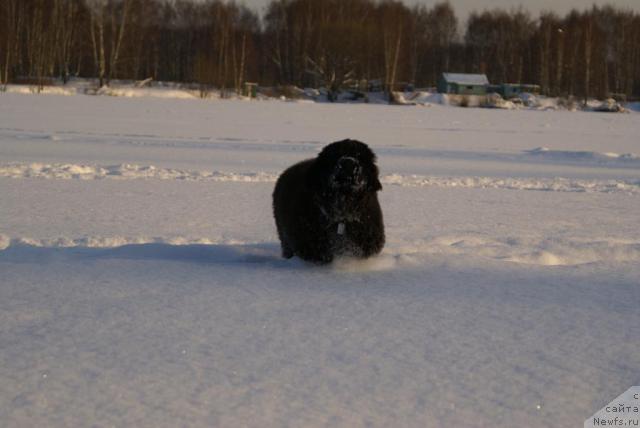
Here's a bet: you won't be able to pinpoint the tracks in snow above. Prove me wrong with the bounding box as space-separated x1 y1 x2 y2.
1 162 639 194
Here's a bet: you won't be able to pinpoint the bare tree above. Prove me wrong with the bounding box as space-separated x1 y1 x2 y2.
582 11 594 103
536 13 557 94
378 1 407 99
0 0 24 87
88 0 133 87
3 0 639 101
88 0 107 86
430 2 458 77
52 0 80 84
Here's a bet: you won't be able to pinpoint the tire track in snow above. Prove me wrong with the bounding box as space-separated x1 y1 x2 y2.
1 162 639 194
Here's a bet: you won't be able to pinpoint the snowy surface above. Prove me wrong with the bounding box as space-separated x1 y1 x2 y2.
1 92 639 427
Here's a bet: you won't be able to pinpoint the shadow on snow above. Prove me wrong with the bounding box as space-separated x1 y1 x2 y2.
0 242 302 268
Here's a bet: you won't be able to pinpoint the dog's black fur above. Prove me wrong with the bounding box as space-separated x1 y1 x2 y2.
273 139 385 264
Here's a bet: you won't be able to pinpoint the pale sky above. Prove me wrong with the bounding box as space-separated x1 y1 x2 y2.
239 0 640 21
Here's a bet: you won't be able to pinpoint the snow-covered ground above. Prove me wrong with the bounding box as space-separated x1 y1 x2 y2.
1 92 639 427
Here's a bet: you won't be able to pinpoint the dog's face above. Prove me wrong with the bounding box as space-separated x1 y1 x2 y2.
329 155 365 191
309 139 382 194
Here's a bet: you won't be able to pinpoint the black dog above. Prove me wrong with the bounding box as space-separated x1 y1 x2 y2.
273 139 385 264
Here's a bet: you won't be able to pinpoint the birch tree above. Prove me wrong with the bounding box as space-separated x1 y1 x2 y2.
88 0 133 87
0 0 24 87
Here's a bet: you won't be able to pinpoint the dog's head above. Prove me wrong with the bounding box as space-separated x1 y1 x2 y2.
309 139 382 194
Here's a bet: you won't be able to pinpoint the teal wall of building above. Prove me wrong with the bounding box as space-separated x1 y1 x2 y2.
438 74 488 95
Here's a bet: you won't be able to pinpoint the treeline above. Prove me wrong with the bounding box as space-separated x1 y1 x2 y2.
1 0 640 99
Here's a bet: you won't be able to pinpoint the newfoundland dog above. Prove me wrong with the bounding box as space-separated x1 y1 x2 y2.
273 139 385 264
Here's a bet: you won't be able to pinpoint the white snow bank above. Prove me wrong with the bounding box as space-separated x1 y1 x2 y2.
2 233 639 267
0 237 400 271
411 234 640 266
2 85 79 96
384 173 640 194
526 147 640 164
1 235 249 250
94 86 200 99
405 91 633 113
4 80 637 115
1 83 215 100
407 92 518 109
3 162 638 194
407 91 449 105
0 163 276 182
0 234 9 250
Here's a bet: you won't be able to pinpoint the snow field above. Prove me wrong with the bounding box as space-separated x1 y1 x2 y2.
1 92 639 427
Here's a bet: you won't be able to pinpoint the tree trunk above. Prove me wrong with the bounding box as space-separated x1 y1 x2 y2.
236 33 246 94
583 17 593 104
555 30 564 95
108 0 131 82
89 9 106 88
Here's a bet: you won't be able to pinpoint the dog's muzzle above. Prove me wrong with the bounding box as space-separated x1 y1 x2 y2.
331 156 364 190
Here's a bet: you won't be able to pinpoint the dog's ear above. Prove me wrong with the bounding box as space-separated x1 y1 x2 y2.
370 178 383 191
369 164 382 191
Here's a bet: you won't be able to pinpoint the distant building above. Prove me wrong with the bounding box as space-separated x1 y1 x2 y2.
438 73 489 95
488 83 541 98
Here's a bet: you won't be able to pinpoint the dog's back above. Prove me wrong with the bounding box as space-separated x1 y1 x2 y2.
273 159 315 258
